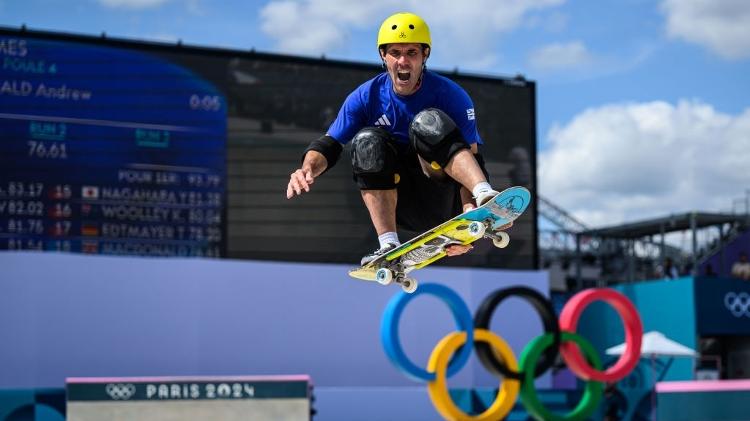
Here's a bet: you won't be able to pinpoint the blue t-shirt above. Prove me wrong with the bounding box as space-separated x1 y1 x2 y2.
327 70 482 146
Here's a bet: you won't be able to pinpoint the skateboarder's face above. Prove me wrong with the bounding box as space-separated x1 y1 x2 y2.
380 43 429 96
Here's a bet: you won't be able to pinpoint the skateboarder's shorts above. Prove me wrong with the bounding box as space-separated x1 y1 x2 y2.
351 129 470 232
391 143 464 232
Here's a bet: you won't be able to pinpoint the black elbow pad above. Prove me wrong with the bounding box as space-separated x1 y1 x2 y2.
303 135 343 172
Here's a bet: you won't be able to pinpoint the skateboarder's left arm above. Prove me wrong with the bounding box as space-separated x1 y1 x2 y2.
449 150 480 256
459 143 483 212
445 243 473 256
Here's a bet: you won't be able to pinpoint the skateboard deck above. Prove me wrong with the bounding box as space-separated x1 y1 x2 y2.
349 186 531 293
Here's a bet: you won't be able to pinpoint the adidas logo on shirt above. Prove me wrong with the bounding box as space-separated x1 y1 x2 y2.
374 114 392 126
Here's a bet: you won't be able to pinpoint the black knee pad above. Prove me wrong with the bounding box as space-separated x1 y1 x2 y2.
350 127 398 189
409 108 470 168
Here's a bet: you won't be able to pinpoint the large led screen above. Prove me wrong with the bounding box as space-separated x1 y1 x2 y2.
0 28 537 269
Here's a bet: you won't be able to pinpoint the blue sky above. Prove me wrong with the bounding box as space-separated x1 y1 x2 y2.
2 0 749 227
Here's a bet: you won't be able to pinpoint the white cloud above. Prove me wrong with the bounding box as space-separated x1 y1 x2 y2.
186 0 204 16
259 0 379 54
525 42 660 82
545 12 569 32
97 0 205 13
661 0 750 60
258 0 565 67
97 0 170 9
527 41 593 71
539 100 750 227
524 11 569 32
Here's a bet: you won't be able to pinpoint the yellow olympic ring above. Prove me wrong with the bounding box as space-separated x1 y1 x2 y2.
427 329 520 421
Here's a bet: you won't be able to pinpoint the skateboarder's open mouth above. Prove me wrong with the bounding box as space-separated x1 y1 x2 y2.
397 71 411 82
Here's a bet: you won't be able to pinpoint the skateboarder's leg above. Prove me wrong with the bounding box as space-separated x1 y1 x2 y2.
442 149 484 193
361 189 397 236
409 109 497 206
351 127 403 261
350 127 400 190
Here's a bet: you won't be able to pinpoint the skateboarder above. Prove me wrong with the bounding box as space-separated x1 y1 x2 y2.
286 12 500 265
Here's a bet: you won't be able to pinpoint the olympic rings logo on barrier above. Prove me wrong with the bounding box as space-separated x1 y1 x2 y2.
724 292 750 318
105 383 136 400
381 283 643 421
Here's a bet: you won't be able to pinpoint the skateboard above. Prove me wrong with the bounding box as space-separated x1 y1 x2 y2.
348 186 531 293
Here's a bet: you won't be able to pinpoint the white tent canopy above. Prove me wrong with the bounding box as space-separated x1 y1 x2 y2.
605 331 697 358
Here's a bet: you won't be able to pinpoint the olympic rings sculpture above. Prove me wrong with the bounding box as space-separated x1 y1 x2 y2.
381 283 643 421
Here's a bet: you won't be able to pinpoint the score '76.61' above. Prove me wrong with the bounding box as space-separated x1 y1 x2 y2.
28 140 67 159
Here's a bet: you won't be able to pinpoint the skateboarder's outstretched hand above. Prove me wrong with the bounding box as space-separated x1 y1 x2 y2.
287 150 329 199
445 244 473 256
286 167 315 199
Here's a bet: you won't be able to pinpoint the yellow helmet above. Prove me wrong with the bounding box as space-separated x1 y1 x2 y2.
377 12 431 50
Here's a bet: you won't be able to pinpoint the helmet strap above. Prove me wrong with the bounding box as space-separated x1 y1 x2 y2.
418 45 429 85
415 61 426 90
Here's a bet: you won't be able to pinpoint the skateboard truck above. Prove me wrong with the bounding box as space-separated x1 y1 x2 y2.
375 266 418 293
484 230 510 248
469 219 510 249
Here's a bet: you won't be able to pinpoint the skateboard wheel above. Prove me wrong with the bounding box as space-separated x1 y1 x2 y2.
468 221 486 238
376 268 394 285
401 277 418 294
493 231 510 248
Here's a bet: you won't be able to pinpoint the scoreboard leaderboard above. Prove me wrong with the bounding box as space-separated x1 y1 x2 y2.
0 35 227 257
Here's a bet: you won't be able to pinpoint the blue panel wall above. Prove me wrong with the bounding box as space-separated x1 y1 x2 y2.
618 277 697 382
577 277 698 420
0 252 549 391
0 389 65 421
577 277 697 382
658 389 750 421
694 276 750 335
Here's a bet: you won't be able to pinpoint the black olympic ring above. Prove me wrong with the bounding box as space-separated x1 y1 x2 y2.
473 286 561 380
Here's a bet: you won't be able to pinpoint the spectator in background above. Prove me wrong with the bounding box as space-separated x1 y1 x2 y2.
731 252 750 280
703 263 718 277
658 257 679 280
603 382 627 421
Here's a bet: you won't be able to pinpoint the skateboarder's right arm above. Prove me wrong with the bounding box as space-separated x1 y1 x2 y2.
286 150 329 199
287 134 343 199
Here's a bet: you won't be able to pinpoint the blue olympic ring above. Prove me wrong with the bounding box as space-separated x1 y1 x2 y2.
380 283 474 382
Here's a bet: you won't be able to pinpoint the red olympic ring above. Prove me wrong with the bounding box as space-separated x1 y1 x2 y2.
559 288 643 382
